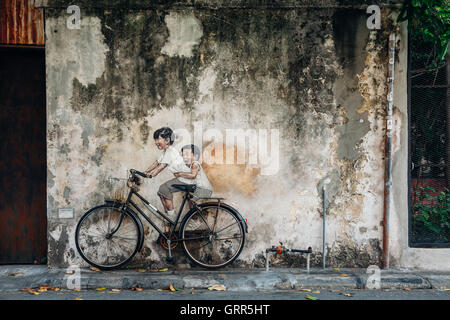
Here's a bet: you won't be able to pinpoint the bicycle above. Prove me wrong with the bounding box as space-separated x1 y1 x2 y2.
75 169 248 270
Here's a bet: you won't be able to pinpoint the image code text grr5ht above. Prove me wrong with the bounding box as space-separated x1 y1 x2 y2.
75 169 248 270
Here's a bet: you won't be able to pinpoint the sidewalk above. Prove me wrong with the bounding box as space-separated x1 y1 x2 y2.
1 265 449 292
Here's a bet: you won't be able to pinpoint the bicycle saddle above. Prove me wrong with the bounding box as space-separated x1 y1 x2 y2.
171 184 196 192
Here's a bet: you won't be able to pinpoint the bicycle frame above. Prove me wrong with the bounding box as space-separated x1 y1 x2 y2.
108 186 212 250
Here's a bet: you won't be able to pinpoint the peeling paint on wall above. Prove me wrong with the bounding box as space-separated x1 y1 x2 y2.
45 6 404 269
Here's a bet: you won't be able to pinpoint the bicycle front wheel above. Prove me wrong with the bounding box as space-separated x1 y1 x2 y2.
179 204 245 269
75 205 140 270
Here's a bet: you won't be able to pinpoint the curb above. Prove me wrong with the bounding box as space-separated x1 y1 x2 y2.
1 267 446 292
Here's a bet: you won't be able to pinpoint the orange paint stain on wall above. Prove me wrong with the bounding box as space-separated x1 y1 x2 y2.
202 144 260 196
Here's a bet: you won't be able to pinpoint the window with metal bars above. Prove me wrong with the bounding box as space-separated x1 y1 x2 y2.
408 31 450 247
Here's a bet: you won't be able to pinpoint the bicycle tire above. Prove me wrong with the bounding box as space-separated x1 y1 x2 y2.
75 204 141 270
179 203 245 269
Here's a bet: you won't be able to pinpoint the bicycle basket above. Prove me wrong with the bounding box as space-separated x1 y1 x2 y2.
105 177 129 203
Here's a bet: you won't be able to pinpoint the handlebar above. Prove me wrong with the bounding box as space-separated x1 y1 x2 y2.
130 169 148 178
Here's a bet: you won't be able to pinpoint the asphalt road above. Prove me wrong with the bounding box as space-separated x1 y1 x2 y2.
0 288 449 300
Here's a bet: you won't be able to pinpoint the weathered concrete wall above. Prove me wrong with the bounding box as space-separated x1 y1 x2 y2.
43 1 419 269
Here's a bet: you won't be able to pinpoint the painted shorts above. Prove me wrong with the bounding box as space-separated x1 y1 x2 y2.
158 178 212 200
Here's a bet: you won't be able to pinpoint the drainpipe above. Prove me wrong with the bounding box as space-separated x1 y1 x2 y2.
322 178 331 269
382 33 396 269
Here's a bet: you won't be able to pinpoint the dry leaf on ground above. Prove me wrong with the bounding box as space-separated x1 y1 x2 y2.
8 272 24 276
331 289 340 292
444 288 450 291
109 289 121 293
312 290 320 294
65 270 75 274
73 288 81 292
344 293 353 297
208 284 226 291
137 269 147 273
340 273 349 277
296 289 311 292
305 294 319 300
218 274 227 278
333 268 340 271
74 297 83 300
39 285 54 290
90 267 100 272
26 289 40 295
130 286 143 292
95 287 106 291
403 288 411 291
159 268 169 272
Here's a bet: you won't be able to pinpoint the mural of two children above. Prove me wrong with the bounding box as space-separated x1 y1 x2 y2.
144 127 213 220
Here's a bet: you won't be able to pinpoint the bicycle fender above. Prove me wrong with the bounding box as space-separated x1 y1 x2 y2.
198 202 249 233
104 201 145 251
125 208 145 252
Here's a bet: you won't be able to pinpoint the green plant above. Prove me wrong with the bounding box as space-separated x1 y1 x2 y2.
413 186 450 242
398 0 450 67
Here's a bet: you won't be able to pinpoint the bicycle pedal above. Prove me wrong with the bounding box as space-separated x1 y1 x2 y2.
165 257 175 264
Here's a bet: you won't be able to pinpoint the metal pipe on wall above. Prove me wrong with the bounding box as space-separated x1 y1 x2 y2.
322 178 330 269
382 33 396 269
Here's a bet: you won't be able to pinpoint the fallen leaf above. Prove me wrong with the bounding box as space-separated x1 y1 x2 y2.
296 288 311 292
25 289 40 295
39 285 54 290
403 288 411 291
305 294 319 300
331 289 340 292
137 269 147 273
159 268 169 272
340 273 349 277
130 286 143 292
8 272 23 276
312 290 320 294
65 270 75 274
38 288 47 292
95 288 106 291
109 289 121 293
73 288 81 292
208 284 226 291
169 284 176 292
218 274 227 278
54 288 61 291
21 288 39 295
90 267 101 272
333 267 340 271
74 297 83 300
34 260 39 264
444 288 450 291
150 269 159 272
344 293 353 297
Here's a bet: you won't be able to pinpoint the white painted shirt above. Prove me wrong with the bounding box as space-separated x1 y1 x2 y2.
178 161 213 192
157 146 189 174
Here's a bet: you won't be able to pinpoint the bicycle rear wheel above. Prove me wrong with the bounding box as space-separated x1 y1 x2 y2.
179 204 245 269
75 205 140 270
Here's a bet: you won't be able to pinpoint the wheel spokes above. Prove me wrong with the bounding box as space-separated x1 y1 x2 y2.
77 207 139 268
183 207 244 267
